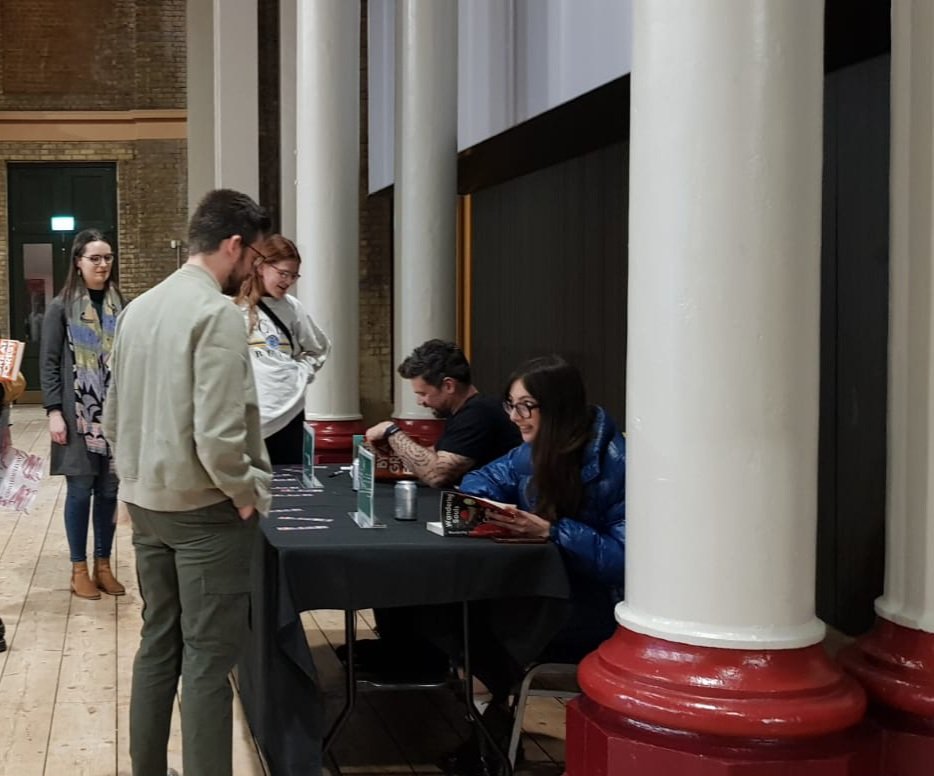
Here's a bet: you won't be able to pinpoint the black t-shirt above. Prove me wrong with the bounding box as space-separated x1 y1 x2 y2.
88 287 106 323
436 394 522 469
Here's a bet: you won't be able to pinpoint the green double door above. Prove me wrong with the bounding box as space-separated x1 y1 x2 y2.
7 163 118 398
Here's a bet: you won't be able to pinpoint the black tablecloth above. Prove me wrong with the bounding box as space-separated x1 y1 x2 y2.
237 466 571 776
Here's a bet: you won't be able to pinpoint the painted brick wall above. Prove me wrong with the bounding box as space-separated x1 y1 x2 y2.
134 1 187 110
117 139 189 297
0 0 186 111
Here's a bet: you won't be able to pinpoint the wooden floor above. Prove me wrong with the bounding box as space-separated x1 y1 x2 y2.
0 405 568 776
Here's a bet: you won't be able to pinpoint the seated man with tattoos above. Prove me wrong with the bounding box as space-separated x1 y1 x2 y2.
348 340 521 681
365 339 520 488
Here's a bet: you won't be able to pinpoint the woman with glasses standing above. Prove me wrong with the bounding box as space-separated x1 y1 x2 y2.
444 354 626 776
40 229 125 599
235 234 330 464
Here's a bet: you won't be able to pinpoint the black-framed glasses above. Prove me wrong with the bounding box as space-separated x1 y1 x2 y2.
81 254 115 265
503 399 540 419
246 244 268 264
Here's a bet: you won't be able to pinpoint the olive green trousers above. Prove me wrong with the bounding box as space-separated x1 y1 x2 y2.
128 500 257 776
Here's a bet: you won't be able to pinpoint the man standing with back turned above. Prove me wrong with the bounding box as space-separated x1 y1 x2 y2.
103 189 273 776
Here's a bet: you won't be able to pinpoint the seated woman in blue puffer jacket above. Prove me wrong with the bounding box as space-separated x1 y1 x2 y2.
460 353 626 676
437 355 625 775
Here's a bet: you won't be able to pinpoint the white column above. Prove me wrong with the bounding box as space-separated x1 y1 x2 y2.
295 0 361 421
393 0 458 419
186 0 259 213
875 0 934 634
617 0 826 649
279 0 297 237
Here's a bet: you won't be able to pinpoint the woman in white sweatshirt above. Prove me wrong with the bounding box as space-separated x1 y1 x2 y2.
236 234 330 464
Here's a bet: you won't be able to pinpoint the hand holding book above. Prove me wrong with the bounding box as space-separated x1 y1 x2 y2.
484 506 552 541
433 491 551 541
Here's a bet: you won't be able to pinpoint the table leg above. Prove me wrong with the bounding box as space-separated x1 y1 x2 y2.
461 602 514 776
322 609 358 758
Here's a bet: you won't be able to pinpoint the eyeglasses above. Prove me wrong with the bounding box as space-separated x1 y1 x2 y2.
81 254 115 265
246 244 268 264
247 244 301 283
269 267 301 283
503 400 540 419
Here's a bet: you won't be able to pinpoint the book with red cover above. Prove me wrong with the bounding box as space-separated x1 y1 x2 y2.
0 339 25 383
433 490 517 538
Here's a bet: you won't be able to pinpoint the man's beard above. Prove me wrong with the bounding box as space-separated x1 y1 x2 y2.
222 248 250 294
222 273 244 295
432 407 451 419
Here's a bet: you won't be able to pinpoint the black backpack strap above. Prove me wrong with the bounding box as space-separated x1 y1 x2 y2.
257 300 295 351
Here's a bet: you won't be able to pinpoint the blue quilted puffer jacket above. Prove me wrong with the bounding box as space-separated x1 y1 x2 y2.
460 405 626 593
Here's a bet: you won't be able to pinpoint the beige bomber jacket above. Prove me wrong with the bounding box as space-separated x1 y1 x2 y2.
103 264 272 514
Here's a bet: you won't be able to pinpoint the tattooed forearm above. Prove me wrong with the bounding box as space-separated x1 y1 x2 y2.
389 431 474 488
391 431 433 470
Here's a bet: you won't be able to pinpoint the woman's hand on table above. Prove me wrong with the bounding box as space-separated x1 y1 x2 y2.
485 507 551 540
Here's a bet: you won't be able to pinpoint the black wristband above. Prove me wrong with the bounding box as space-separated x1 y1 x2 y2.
383 423 402 441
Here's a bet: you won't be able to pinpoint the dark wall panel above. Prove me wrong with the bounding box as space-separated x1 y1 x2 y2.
817 54 890 636
469 142 628 423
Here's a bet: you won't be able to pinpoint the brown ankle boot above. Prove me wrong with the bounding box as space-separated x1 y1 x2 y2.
93 557 126 596
71 561 101 599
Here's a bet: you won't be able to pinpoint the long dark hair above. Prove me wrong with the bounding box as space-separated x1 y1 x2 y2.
508 355 593 521
59 229 123 305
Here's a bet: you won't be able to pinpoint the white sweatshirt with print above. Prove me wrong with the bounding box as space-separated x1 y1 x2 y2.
242 294 330 438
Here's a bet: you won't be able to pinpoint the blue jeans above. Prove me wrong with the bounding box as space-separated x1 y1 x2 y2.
64 455 118 563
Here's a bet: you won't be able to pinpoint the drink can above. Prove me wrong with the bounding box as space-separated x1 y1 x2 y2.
394 480 418 520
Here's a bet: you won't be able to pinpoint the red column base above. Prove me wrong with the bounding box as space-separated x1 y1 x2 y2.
566 626 870 775
876 722 934 776
580 626 867 737
306 419 367 465
839 617 934 776
566 695 880 776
